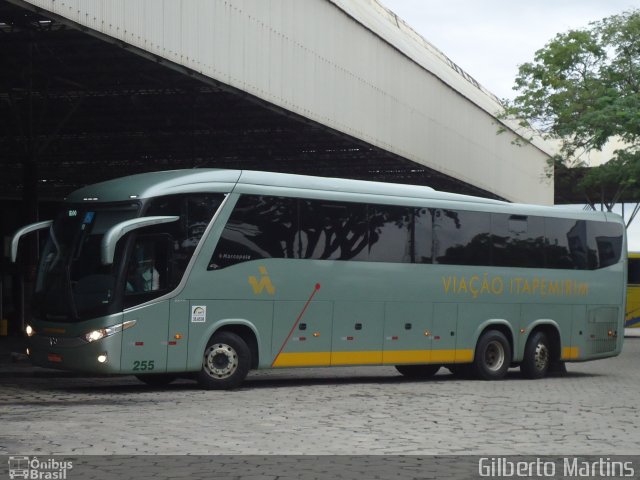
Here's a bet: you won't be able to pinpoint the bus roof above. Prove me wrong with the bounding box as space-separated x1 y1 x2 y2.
66 168 622 223
67 169 242 203
67 168 504 205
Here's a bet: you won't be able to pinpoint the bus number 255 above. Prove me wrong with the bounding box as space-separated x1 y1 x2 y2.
133 360 155 371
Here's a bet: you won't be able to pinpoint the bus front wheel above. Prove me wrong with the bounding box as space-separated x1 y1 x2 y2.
520 331 550 379
198 331 251 390
395 364 440 379
473 330 511 380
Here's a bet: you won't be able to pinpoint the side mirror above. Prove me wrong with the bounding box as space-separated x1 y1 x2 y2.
101 216 179 265
11 220 53 263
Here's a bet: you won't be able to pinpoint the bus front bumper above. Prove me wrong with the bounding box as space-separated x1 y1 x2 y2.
28 333 122 374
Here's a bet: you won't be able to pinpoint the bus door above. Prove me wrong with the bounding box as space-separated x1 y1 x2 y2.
383 302 432 365
121 301 170 374
120 234 173 374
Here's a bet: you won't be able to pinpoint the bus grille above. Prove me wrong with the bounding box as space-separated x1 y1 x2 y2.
585 306 619 355
586 322 618 354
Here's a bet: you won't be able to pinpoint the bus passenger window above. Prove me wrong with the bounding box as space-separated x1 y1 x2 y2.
629 257 640 284
368 205 414 263
545 218 587 270
146 193 224 280
299 200 368 261
587 221 623 269
491 214 544 268
414 208 433 264
433 209 490 265
210 195 299 269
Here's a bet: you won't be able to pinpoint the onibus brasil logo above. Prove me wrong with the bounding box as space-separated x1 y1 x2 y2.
8 457 73 479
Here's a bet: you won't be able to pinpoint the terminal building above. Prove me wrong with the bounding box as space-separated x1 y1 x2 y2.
0 0 554 332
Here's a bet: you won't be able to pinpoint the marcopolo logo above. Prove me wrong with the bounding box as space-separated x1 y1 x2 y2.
8 457 73 480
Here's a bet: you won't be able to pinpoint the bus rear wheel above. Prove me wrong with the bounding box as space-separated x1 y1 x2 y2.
198 331 251 390
521 331 550 379
473 330 511 380
395 364 440 379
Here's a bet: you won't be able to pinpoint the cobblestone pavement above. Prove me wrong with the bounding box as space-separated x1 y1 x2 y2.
0 339 638 456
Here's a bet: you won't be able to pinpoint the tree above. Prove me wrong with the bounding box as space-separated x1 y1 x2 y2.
501 9 640 227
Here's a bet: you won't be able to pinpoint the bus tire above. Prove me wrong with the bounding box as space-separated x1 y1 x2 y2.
136 374 177 387
521 331 550 379
548 360 567 376
473 330 511 380
395 364 440 379
198 331 250 390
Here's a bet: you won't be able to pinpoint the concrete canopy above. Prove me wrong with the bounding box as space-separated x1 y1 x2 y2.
1 0 553 204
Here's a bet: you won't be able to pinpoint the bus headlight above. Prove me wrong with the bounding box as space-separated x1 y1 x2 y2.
83 320 137 343
25 324 35 337
85 329 108 342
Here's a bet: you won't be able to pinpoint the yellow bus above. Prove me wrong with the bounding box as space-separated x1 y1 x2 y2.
626 252 640 334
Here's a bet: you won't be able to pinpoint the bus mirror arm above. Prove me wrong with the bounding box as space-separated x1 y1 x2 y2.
10 220 54 263
101 216 179 265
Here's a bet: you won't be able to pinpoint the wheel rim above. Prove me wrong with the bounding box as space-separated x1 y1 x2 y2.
203 343 239 379
484 340 505 372
534 342 549 371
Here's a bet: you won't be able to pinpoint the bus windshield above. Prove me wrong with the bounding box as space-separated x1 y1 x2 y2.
34 202 140 322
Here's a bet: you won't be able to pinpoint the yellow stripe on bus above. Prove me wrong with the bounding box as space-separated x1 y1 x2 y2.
382 350 428 364
272 349 474 368
561 347 580 360
384 349 474 364
272 352 331 367
331 351 383 365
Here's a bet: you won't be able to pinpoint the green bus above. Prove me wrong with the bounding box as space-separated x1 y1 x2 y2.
12 170 626 389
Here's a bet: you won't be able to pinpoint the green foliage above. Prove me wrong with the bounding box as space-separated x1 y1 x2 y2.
502 9 640 219
505 10 640 156
580 151 640 209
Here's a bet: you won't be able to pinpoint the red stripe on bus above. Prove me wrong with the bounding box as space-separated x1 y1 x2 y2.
271 283 321 367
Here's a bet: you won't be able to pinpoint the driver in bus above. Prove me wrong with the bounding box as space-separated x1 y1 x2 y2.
126 244 160 293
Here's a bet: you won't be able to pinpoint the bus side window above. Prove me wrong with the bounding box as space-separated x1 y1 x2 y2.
368 205 414 263
146 193 224 281
299 199 369 261
491 214 544 268
414 208 433 264
125 235 170 297
545 218 582 269
433 209 490 265
629 258 640 284
209 195 299 269
587 221 623 269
